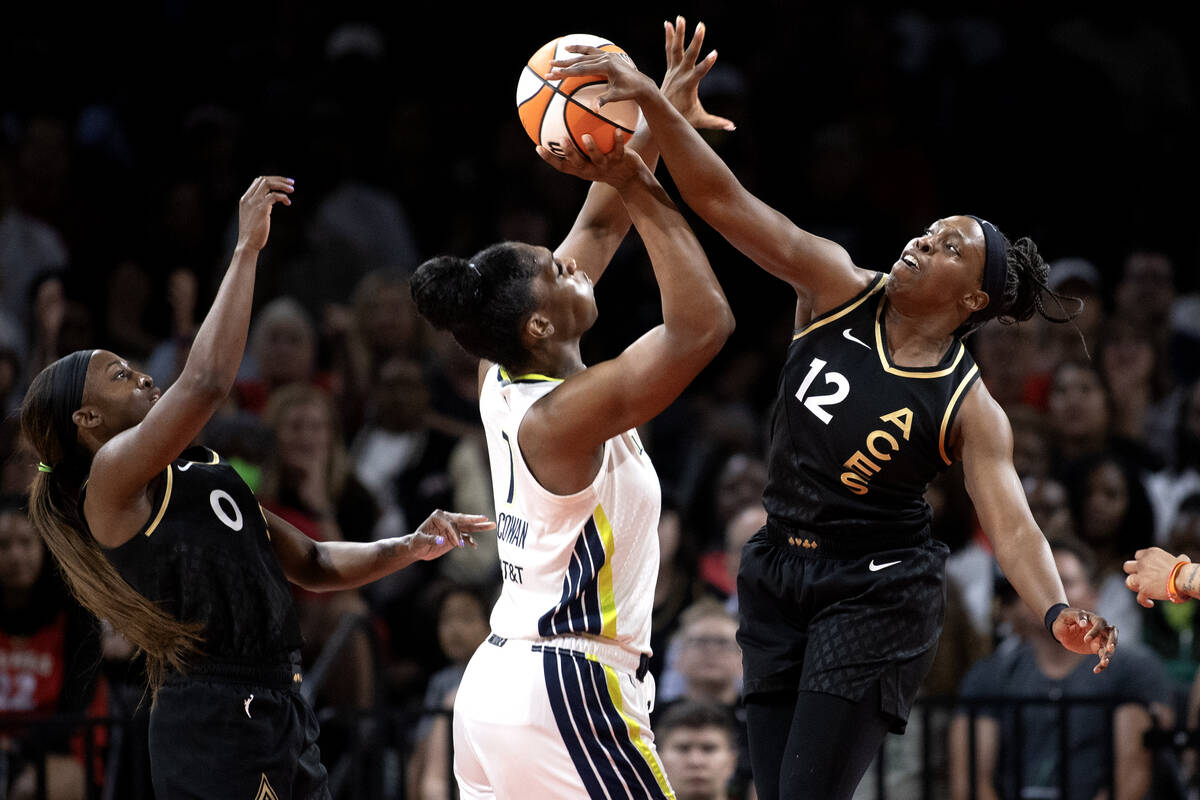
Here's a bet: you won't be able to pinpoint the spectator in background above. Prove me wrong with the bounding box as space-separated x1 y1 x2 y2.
405 582 492 800
332 266 429 434
657 701 748 800
721 502 767 615
1 496 106 800
1097 317 1175 459
348 355 495 594
1114 249 1176 349
950 536 1172 800
0 417 38 496
651 494 710 683
658 598 743 709
235 296 332 416
1007 404 1053 481
24 272 69 381
1147 378 1200 545
0 146 69 341
672 420 766 554
196 407 276 493
697 453 767 590
1168 294 1200 398
259 382 380 711
1046 357 1161 479
0 344 22 416
858 576 990 800
968 307 1042 410
142 268 201 392
1063 451 1156 643
101 259 159 366
1043 256 1105 367
1023 474 1075 541
655 598 752 800
424 326 492 431
947 472 1073 644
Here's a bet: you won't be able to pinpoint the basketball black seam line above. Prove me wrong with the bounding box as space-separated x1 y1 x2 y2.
520 64 637 135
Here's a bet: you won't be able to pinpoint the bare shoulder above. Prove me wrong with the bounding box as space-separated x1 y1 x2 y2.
949 380 1012 462
807 264 881 318
82 453 160 549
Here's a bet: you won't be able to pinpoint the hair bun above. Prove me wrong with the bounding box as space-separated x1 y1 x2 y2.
410 255 482 331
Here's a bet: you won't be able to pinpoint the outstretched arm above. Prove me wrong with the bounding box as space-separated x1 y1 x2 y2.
478 20 733 398
557 17 735 282
548 38 872 312
520 134 734 494
475 21 729 400
955 382 1117 673
87 178 293 534
267 508 493 592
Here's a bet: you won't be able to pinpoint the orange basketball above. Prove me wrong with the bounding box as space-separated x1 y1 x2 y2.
516 33 641 158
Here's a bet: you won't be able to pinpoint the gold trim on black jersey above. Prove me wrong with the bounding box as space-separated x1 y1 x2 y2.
873 300 966 379
791 273 887 341
143 465 174 537
938 364 981 465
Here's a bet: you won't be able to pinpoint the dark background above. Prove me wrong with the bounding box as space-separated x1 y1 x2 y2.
3 4 1197 369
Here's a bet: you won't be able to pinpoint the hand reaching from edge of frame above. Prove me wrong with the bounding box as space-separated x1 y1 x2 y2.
660 16 735 131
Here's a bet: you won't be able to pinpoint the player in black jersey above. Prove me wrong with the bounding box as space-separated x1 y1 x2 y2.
548 39 1122 799
19 176 494 800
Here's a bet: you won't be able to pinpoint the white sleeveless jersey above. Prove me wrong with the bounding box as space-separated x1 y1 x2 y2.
479 364 661 657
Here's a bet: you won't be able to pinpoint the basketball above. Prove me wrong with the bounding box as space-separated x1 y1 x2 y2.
516 33 641 158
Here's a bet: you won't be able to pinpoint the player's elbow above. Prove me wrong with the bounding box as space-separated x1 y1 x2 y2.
283 539 334 592
174 370 232 407
693 298 735 357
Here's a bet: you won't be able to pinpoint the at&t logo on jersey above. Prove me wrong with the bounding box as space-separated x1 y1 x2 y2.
840 407 913 495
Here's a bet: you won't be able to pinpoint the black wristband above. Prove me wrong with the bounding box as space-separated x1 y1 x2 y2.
1044 602 1069 639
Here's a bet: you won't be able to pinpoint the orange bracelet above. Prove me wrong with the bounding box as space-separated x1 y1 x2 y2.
1168 560 1189 604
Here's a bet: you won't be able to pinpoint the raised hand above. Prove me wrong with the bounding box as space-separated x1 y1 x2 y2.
1051 607 1118 674
236 175 294 253
548 44 658 109
661 17 735 131
537 131 645 187
409 509 494 561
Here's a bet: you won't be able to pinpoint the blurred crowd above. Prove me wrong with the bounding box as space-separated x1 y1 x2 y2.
3 6 1200 800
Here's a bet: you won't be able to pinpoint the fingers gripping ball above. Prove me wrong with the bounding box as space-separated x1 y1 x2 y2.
516 33 641 158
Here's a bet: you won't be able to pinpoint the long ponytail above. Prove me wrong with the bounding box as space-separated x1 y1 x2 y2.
21 358 202 696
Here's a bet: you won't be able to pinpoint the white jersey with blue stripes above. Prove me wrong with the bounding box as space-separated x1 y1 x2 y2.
479 363 661 657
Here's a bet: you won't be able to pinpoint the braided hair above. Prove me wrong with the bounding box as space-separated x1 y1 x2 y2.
956 227 1085 341
410 242 540 369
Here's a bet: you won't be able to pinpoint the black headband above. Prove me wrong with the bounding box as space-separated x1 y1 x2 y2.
47 349 96 467
966 215 1009 326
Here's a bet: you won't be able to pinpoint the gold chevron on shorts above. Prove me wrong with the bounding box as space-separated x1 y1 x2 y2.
255 774 279 800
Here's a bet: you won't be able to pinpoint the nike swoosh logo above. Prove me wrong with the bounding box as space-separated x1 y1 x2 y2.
843 328 871 349
868 559 902 572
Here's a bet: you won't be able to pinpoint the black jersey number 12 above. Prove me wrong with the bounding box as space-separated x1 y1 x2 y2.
794 357 850 424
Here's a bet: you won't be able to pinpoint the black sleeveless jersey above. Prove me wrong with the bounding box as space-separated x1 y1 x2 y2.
762 273 980 539
101 447 303 669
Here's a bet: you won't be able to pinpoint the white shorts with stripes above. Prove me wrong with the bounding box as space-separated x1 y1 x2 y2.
453 636 675 799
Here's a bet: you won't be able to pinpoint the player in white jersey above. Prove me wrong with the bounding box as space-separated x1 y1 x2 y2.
409 21 735 799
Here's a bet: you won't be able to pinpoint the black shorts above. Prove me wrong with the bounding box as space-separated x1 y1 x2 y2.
149 678 330 799
736 521 948 732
